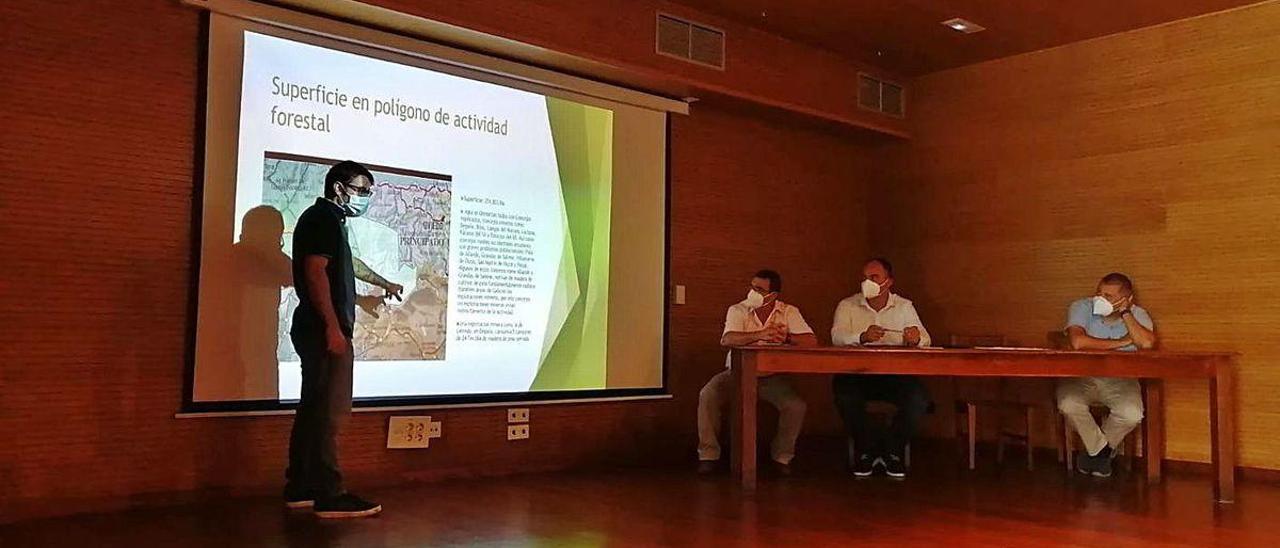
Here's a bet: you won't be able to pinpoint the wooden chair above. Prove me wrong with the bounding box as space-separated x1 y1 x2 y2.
953 334 1060 471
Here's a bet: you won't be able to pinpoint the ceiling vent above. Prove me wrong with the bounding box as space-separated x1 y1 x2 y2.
656 13 725 70
858 73 905 118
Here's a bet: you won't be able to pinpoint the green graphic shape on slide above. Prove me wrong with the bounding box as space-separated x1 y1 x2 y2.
530 98 614 391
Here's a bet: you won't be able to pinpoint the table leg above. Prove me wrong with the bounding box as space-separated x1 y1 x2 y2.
1143 379 1164 482
967 402 977 471
730 350 759 491
1210 360 1236 503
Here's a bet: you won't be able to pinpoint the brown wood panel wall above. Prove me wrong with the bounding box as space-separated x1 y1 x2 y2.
872 1 1280 468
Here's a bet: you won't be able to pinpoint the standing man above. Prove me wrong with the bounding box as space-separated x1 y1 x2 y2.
1058 272 1157 478
286 160 403 518
697 269 818 476
830 258 931 479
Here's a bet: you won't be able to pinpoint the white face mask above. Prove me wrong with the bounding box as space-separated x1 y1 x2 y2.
861 278 884 299
744 290 765 309
1092 295 1115 316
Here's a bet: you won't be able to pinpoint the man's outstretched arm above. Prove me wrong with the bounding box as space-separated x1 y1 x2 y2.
353 256 403 300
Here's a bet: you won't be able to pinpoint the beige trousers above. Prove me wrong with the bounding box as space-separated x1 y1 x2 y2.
1056 377 1144 455
697 370 806 464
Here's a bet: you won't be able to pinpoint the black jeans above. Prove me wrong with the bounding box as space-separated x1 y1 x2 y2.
285 332 353 499
832 374 929 457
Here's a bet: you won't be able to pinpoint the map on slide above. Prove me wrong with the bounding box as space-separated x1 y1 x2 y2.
261 152 452 362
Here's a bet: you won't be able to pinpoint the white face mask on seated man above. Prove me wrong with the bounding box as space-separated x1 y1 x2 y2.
1092 292 1132 317
861 278 885 299
1092 295 1116 316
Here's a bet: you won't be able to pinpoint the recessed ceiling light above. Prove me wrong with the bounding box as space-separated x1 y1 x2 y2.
941 17 986 34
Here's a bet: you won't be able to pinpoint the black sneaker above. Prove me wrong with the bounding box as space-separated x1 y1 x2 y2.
314 493 382 519
1092 456 1114 478
771 460 793 477
1075 450 1097 475
283 487 314 510
883 454 907 479
1091 446 1116 478
852 453 876 477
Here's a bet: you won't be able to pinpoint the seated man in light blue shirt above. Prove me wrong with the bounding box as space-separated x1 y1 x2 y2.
1057 272 1158 478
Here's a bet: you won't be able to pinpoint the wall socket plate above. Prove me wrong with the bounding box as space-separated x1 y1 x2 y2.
507 424 530 440
507 407 530 423
387 416 441 449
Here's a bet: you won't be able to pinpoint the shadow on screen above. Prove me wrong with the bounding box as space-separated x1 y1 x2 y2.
227 205 292 401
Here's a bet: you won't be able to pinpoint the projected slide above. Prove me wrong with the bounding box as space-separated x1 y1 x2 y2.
190 26 668 406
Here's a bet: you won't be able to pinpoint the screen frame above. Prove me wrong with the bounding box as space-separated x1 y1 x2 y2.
181 12 673 415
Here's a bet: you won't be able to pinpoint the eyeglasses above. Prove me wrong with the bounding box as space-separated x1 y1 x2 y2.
345 183 374 197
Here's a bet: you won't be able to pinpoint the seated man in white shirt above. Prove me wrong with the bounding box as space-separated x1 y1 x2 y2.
698 269 818 476
830 258 931 479
1058 272 1157 478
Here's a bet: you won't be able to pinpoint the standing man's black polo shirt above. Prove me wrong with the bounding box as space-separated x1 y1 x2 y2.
291 198 356 339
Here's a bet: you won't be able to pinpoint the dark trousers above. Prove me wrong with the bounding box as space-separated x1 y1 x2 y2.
832 374 929 457
286 332 353 499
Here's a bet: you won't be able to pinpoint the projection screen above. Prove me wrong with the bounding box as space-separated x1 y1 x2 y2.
187 4 674 411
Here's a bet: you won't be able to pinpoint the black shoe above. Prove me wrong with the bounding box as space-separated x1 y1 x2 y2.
283 487 314 510
1091 446 1116 478
883 454 907 479
697 460 719 475
852 453 876 477
314 493 382 519
1092 456 1114 478
1075 450 1097 475
771 460 793 477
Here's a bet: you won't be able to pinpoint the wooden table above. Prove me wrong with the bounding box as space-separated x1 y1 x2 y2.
729 347 1238 503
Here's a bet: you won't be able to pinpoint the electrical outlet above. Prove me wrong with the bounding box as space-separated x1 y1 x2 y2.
674 285 686 305
387 416 441 449
507 408 530 423
507 424 530 440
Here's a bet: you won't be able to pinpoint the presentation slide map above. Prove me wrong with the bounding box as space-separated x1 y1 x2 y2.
262 153 451 363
